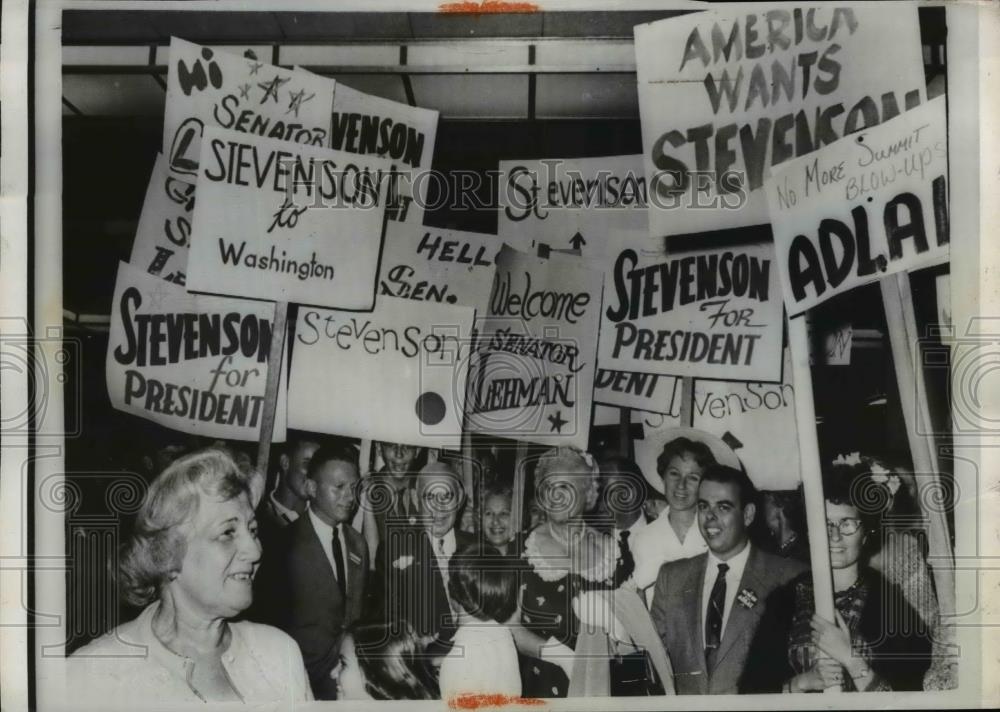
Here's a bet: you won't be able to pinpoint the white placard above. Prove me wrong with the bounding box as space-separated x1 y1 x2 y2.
768 97 949 316
330 83 439 225
379 222 499 315
466 245 603 449
163 38 336 179
106 261 286 442
288 297 474 450
498 154 649 255
635 4 927 237
186 127 391 309
599 237 784 382
129 153 194 285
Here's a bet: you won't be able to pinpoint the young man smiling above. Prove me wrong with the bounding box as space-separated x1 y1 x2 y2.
649 465 806 695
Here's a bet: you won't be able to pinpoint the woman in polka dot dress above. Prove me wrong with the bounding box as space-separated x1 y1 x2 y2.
508 447 618 698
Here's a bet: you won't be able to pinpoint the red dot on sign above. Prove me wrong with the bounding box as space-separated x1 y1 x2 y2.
415 392 447 425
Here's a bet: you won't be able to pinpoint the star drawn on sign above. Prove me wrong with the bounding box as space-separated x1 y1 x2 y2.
247 61 264 76
286 88 315 117
238 82 252 100
258 75 290 104
548 411 568 433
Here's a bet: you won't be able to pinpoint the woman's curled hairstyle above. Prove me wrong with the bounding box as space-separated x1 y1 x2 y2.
351 621 439 700
117 448 262 608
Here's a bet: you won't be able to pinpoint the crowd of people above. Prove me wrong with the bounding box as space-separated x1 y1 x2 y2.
66 429 952 704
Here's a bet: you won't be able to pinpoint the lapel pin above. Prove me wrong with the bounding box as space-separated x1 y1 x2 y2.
737 588 758 609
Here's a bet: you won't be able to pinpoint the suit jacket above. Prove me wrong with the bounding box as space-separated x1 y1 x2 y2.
649 545 807 695
375 527 475 643
283 514 368 700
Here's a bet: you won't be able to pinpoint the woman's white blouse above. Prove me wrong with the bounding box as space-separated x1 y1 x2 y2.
64 602 314 707
439 620 522 700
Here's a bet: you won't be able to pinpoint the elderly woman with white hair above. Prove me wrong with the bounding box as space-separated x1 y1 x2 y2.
67 448 312 705
511 447 671 698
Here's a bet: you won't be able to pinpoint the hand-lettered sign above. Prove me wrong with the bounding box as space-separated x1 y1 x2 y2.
598 236 783 382
767 97 949 316
330 83 439 225
186 127 391 309
498 155 648 255
163 38 336 179
466 245 603 449
691 348 800 490
288 297 474 450
378 222 499 315
594 369 681 415
634 4 927 237
130 153 195 286
106 261 287 441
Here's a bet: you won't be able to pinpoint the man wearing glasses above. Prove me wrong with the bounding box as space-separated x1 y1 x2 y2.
649 464 806 694
375 460 474 643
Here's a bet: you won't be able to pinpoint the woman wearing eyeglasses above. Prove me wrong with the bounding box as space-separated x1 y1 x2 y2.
739 462 933 693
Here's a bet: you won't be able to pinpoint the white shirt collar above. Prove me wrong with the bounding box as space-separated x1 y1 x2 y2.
268 489 300 523
702 540 753 648
428 528 457 558
307 506 346 584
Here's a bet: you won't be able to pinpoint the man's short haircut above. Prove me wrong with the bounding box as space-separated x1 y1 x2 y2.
656 436 716 476
448 543 518 623
306 443 359 481
699 464 758 510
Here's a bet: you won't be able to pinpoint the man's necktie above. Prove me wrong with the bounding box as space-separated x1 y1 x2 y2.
705 562 729 671
613 530 635 586
331 526 346 598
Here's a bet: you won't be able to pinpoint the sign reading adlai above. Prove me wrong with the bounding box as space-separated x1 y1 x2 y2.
379 222 498 315
635 4 926 237
107 261 286 441
498 155 648 254
599 237 783 382
164 39 335 179
768 97 949 316
186 127 391 309
331 84 439 225
466 246 603 449
130 153 195 285
288 297 474 449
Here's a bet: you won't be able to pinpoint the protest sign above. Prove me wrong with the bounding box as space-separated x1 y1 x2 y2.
287 297 474 450
594 368 681 415
163 38 336 179
498 154 648 255
598 236 784 382
466 245 603 449
379 222 498 315
691 348 800 490
186 126 391 309
635 4 927 237
330 83 439 225
768 97 949 316
106 261 287 441
130 153 195 285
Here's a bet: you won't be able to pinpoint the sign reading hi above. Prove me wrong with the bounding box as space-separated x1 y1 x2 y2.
164 38 336 179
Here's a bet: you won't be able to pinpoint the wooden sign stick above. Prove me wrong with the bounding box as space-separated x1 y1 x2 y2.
256 301 289 484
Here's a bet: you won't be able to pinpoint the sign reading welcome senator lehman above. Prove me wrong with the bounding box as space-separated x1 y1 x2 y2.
186 126 391 309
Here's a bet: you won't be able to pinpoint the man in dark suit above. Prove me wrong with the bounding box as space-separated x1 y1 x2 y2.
281 444 368 699
375 460 473 645
650 465 807 695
